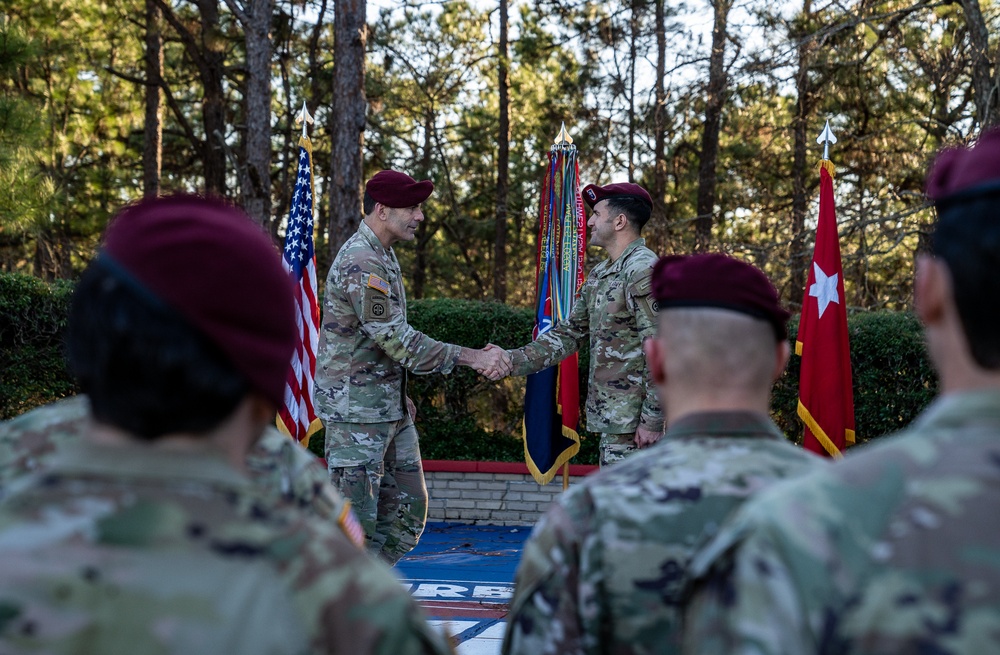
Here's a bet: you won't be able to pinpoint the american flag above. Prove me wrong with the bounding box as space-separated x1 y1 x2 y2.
277 136 322 446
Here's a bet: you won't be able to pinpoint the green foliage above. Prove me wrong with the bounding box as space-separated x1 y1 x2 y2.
0 272 77 419
771 311 937 446
0 274 939 461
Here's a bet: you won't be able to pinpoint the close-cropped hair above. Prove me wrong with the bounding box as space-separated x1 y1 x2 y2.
363 192 377 216
933 182 1000 370
658 307 776 393
66 258 250 439
605 195 652 233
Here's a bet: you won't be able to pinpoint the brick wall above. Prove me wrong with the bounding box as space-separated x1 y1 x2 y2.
423 460 599 526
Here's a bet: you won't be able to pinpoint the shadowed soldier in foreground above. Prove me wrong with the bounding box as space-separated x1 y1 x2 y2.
502 253 821 655
0 196 450 655
683 129 1000 654
0 396 355 530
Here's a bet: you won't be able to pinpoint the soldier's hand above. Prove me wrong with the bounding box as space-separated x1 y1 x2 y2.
634 425 663 448
481 344 513 380
406 396 417 421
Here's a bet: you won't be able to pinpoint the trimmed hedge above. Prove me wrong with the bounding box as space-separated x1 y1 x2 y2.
0 273 78 418
1 271 937 464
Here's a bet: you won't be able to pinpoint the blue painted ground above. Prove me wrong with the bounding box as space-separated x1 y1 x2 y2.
396 522 531 655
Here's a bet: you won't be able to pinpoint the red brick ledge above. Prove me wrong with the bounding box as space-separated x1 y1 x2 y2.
316 458 599 477
422 459 599 476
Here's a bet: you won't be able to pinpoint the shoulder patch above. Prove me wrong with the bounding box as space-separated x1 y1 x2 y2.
363 290 390 322
367 274 390 295
629 269 654 297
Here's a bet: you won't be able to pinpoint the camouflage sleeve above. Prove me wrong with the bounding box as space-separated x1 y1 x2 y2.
502 501 596 655
683 527 818 655
626 268 664 431
295 525 454 655
508 286 589 377
682 491 826 655
246 428 364 543
346 254 461 375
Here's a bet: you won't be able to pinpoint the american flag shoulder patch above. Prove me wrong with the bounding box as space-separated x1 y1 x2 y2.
338 503 365 548
367 274 390 295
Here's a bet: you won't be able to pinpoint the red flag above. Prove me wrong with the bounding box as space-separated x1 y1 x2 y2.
797 160 856 457
276 137 322 447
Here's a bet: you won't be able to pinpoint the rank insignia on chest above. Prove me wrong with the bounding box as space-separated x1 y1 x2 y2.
367 274 391 295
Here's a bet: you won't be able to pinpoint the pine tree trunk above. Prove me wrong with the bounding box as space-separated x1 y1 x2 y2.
199 0 227 195
494 0 510 302
957 0 999 129
329 0 367 258
143 0 163 198
239 0 275 225
789 1 813 300
652 0 668 236
695 0 731 250
627 0 638 183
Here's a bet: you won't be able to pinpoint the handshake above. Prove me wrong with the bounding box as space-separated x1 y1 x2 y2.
459 344 513 381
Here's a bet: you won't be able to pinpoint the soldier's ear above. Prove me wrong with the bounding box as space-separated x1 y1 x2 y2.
643 336 666 386
915 254 947 326
773 339 790 383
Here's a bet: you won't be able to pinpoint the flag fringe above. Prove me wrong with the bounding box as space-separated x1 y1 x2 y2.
797 400 844 459
522 418 581 485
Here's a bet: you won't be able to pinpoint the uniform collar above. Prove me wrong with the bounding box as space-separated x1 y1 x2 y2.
598 237 646 277
358 220 392 259
665 410 785 441
47 440 253 492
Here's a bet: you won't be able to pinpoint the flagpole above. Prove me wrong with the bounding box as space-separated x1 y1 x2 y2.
297 99 314 139
276 99 322 447
523 123 584 486
554 122 574 493
817 119 837 162
796 118 856 458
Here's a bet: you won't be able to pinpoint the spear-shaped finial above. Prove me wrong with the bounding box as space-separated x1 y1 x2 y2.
555 122 573 147
295 100 314 139
816 120 837 161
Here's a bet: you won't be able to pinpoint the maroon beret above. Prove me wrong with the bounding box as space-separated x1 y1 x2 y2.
926 128 1000 200
582 182 653 210
652 253 790 340
102 195 297 406
365 170 434 208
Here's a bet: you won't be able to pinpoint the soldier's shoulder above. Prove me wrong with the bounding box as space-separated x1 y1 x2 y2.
335 231 378 264
0 396 89 437
0 397 89 484
246 428 354 529
629 243 659 267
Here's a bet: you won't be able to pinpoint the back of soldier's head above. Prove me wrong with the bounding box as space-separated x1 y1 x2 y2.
651 253 790 392
67 195 296 440
926 129 1000 369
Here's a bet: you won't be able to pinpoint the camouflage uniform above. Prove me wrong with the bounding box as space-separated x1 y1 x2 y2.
315 221 461 563
502 411 821 655
684 390 1000 655
508 238 663 466
0 396 358 540
0 441 451 655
